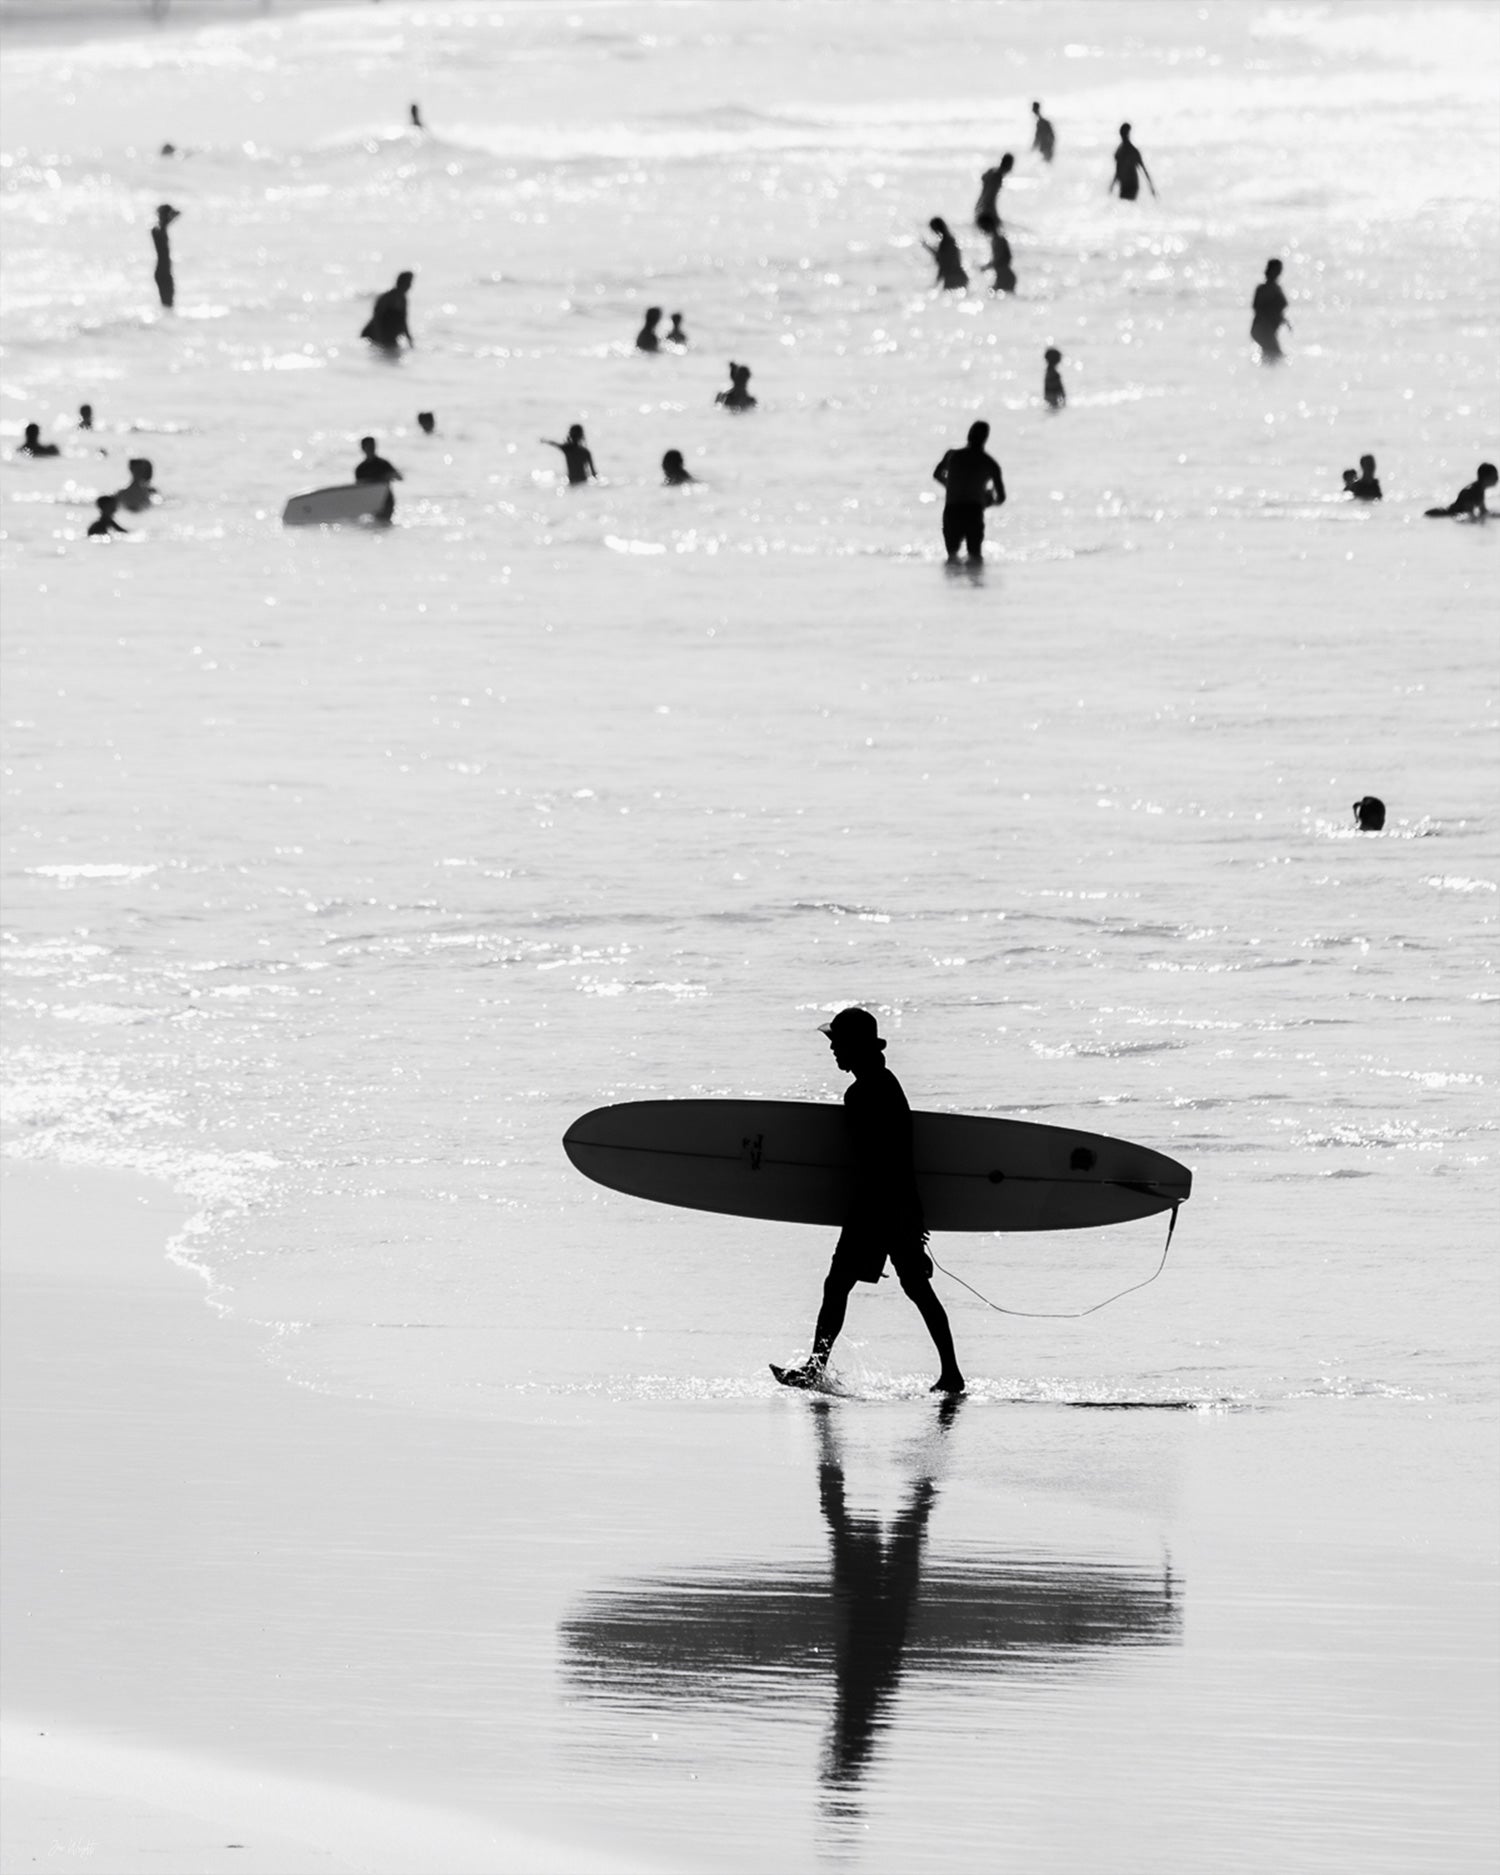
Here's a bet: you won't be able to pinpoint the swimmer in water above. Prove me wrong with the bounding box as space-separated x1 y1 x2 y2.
983 230 1016 295
1043 348 1066 409
973 153 1014 235
354 435 402 521
1109 124 1156 202
86 494 126 537
667 312 688 346
541 424 598 484
715 362 757 411
933 419 1006 563
1425 461 1496 519
18 423 60 458
1353 797 1386 832
1345 455 1381 500
1031 101 1055 163
78 403 94 432
1251 259 1290 362
662 449 695 486
361 271 415 351
114 458 158 512
925 217 968 290
417 411 436 435
151 204 180 308
635 307 663 353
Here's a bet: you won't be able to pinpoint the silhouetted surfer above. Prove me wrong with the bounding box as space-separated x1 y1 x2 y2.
409 103 424 130
933 420 1005 564
1044 347 1066 409
542 424 597 483
86 495 126 537
1031 101 1055 163
635 306 662 353
1426 462 1496 519
667 312 688 347
973 153 1013 234
662 449 694 485
1353 796 1386 832
776 1009 964 1396
983 230 1016 295
362 271 414 351
151 204 180 309
114 458 157 512
354 434 401 520
925 218 967 290
18 423 60 458
1251 258 1289 361
1109 124 1155 201
715 363 757 410
1344 454 1381 500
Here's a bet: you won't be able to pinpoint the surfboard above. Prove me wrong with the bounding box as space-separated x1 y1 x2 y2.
563 1100 1190 1233
281 482 392 526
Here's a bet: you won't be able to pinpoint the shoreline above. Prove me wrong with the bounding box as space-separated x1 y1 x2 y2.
0 1159 667 1875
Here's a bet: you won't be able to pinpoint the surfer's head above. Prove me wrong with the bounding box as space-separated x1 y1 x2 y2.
1353 796 1386 832
967 420 990 446
820 1007 886 1071
396 271 414 290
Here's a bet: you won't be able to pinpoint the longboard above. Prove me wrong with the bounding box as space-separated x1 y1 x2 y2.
281 482 392 526
563 1100 1190 1233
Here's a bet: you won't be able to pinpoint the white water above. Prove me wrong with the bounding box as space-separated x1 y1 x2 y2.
2 3 1497 1869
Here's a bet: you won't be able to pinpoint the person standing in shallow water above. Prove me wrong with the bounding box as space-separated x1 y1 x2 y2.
635 307 662 353
715 363 757 410
983 230 1016 295
1251 259 1290 362
362 271 415 351
973 153 1014 235
1344 454 1381 500
151 204 180 309
661 449 694 485
924 218 968 290
933 419 1005 563
1031 100 1055 162
1109 124 1155 201
777 1009 964 1395
1043 348 1066 409
541 424 597 484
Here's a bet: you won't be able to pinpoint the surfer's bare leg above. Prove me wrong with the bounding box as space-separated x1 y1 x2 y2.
899 1270 964 1392
809 1266 858 1367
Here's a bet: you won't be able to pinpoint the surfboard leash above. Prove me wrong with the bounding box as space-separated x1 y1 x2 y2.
929 1201 1180 1319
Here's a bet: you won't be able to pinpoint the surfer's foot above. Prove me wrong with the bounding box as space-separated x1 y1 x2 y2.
931 1371 966 1395
774 1360 825 1390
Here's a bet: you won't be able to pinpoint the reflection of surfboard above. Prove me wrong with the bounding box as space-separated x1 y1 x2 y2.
563 1100 1190 1232
281 483 392 526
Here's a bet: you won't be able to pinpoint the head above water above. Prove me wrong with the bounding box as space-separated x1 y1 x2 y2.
1265 258 1283 279
156 203 179 226
929 216 950 235
417 411 435 433
1353 796 1386 832
662 449 684 471
998 153 1015 176
360 435 377 453
1119 123 1132 137
1045 347 1062 364
967 419 991 446
643 306 661 323
95 494 118 515
819 1007 886 1067
1031 100 1042 114
1359 453 1375 472
128 457 152 480
1342 469 1359 488
1478 462 1499 487
396 271 414 290
567 423 585 442
23 423 40 443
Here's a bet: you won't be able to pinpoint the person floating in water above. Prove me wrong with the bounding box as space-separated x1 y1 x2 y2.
1109 124 1155 201
1426 461 1496 519
661 449 695 485
416 410 436 435
667 312 688 346
541 424 598 484
776 1008 964 1396
1251 259 1290 362
933 419 1005 563
1343 454 1381 500
973 153 1014 234
18 422 60 458
983 230 1016 295
86 494 126 537
78 403 94 432
715 362 757 410
361 271 415 352
1353 796 1386 832
925 218 968 290
1031 100 1055 163
114 458 158 512
354 434 402 520
1044 348 1066 409
635 306 662 353
151 204 180 309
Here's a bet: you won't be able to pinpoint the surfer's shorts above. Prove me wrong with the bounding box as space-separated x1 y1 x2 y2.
829 1227 933 1288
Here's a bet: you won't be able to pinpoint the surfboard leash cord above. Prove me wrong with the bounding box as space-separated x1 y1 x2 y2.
929 1200 1180 1319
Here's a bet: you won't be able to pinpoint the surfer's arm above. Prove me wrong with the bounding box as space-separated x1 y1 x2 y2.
933 452 951 487
986 457 1006 506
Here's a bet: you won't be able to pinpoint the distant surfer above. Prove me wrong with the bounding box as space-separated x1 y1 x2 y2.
662 449 695 485
1043 347 1066 409
715 363 757 411
1353 796 1386 832
668 312 688 347
86 494 126 537
1251 259 1289 362
1344 454 1381 500
18 422 60 458
362 271 415 352
542 424 598 484
151 204 180 309
1426 462 1496 519
354 434 402 520
925 218 968 290
1031 101 1055 163
1109 124 1155 201
776 1008 964 1396
410 103 424 130
983 230 1016 295
78 403 94 432
933 419 1006 563
635 307 663 353
114 457 158 512
973 153 1014 235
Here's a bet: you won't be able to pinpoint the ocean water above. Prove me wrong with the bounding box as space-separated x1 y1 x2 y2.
2 3 1497 1870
